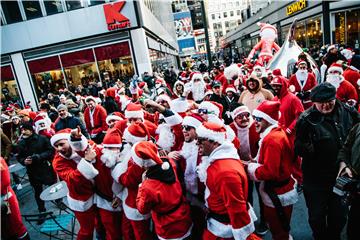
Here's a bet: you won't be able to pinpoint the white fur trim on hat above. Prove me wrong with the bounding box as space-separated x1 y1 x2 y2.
102 143 123 148
327 65 343 74
164 112 183 127
50 133 70 147
85 96 96 103
232 106 251 119
225 87 237 93
357 79 360 87
196 124 226 143
125 110 144 120
68 135 88 151
106 115 122 126
327 45 336 52
131 142 157 168
198 101 220 116
224 64 240 80
191 73 203 82
170 99 189 113
123 128 148 145
252 109 278 125
182 116 202 128
77 158 99 180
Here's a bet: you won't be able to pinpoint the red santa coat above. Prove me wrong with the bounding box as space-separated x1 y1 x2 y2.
136 160 193 240
288 72 317 109
1 158 28 239
274 80 304 136
84 105 108 137
343 67 360 90
52 149 95 212
247 126 298 208
214 73 228 94
112 155 150 221
197 142 257 239
336 79 358 103
229 121 259 160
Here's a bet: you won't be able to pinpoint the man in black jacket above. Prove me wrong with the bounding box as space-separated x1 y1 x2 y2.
54 104 89 139
295 82 360 240
17 123 56 215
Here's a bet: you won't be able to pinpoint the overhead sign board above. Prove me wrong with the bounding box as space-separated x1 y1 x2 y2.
286 0 307 16
103 1 131 31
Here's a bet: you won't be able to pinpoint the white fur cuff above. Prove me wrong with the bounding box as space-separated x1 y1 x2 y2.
247 163 262 182
77 158 99 180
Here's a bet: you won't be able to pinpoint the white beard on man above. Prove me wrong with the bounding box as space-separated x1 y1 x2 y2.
326 74 344 89
191 81 206 102
156 123 176 152
101 148 121 168
295 69 308 88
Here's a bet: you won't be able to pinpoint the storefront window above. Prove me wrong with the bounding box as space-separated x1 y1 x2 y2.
44 0 64 15
334 11 346 45
149 49 177 71
95 42 134 84
306 17 322 48
1 65 21 105
23 1 43 20
60 49 99 87
66 1 83 11
346 9 360 48
88 0 106 6
1 1 22 24
27 56 65 97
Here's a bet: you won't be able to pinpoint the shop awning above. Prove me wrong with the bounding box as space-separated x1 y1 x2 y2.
60 49 95 68
27 56 61 74
94 42 131 61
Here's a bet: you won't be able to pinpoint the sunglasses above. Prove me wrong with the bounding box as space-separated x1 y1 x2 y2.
157 100 168 104
198 108 215 115
182 125 194 131
253 116 263 122
236 112 250 119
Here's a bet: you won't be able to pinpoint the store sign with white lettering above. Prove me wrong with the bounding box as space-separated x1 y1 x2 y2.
103 1 130 31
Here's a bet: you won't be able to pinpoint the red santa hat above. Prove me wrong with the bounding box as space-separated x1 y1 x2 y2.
297 60 307 66
224 64 241 80
204 90 213 98
196 122 227 143
327 62 344 74
131 141 170 170
106 87 117 98
341 48 353 60
270 76 283 85
6 106 14 112
225 85 237 93
198 101 223 118
252 100 280 125
138 82 146 89
327 44 336 52
232 105 251 119
182 113 204 128
50 128 71 147
123 122 150 144
106 112 124 126
125 103 144 120
85 96 96 103
34 115 47 133
258 22 277 33
272 69 282 76
103 128 123 148
156 94 172 106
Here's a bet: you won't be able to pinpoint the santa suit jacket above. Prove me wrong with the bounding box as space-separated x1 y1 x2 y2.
336 80 358 103
197 142 257 239
52 142 95 212
288 72 317 109
274 80 304 138
136 160 193 240
66 137 121 212
229 121 259 159
247 126 298 208
111 152 150 221
343 67 360 90
84 105 108 137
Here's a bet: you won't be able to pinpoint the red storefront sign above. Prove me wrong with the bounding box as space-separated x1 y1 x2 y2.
103 1 130 31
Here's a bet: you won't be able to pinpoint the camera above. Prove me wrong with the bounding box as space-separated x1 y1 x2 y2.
333 176 360 205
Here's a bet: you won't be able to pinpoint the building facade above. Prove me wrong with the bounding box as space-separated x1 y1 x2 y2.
1 0 178 108
224 0 360 57
208 0 247 52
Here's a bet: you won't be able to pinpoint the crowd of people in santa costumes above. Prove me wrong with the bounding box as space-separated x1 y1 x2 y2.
2 43 360 240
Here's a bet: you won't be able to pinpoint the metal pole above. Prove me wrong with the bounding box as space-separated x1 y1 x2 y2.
200 0 213 69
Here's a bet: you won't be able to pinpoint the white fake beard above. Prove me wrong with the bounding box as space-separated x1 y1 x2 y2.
192 81 205 101
36 126 48 134
156 124 175 152
327 74 342 89
296 70 308 82
101 148 120 168
181 141 198 160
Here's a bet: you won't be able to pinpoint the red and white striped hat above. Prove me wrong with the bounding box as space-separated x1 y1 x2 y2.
196 122 227 143
131 141 170 170
125 103 144 120
50 128 71 147
103 128 123 148
123 122 150 145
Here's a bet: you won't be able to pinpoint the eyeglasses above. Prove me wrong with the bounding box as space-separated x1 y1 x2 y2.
236 112 250 119
253 116 263 122
182 125 194 131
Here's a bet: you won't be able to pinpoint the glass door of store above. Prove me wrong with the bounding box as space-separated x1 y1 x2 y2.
1 65 22 106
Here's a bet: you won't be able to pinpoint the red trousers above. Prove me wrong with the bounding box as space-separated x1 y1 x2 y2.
122 214 152 240
74 206 97 240
97 208 122 240
1 188 28 239
264 205 293 240
202 229 262 240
